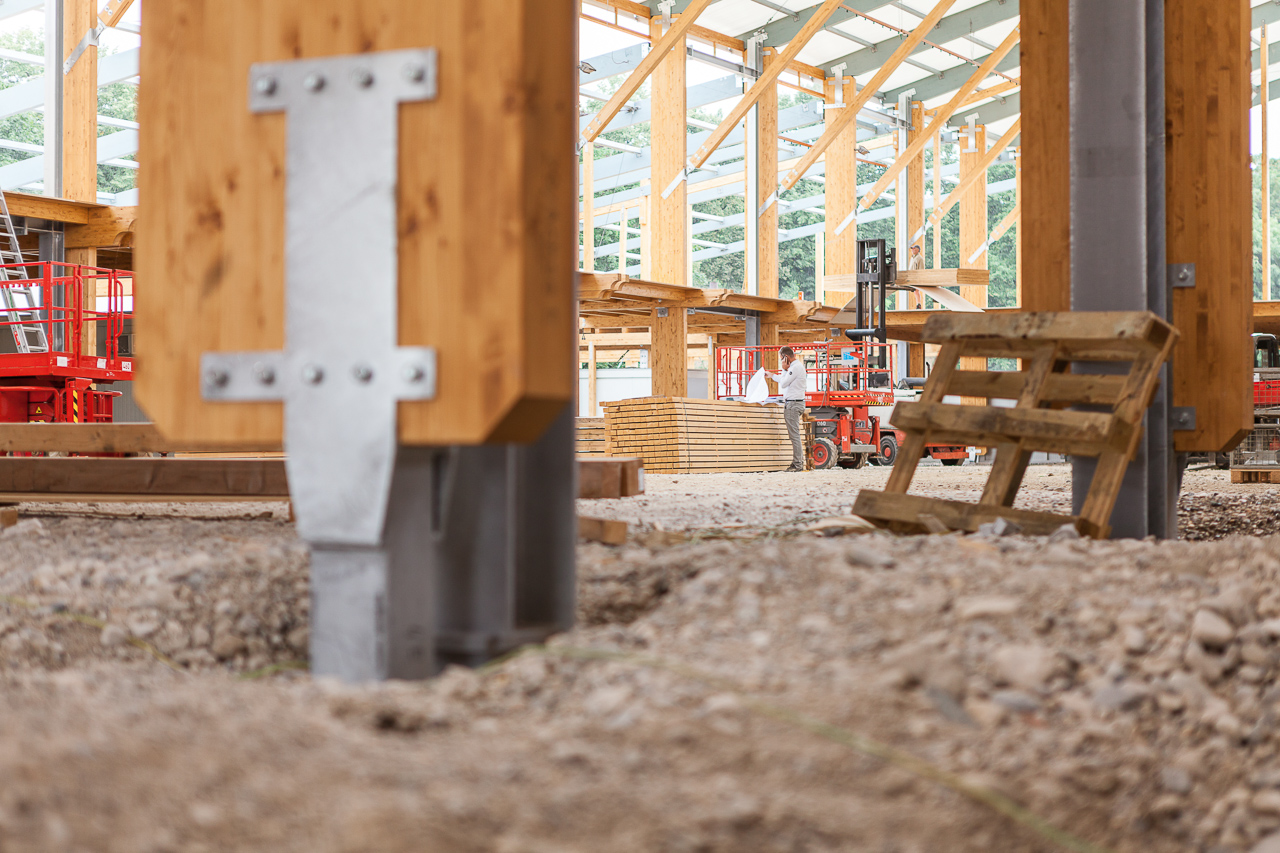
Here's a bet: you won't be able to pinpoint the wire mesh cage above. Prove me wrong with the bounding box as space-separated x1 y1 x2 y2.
1230 425 1280 469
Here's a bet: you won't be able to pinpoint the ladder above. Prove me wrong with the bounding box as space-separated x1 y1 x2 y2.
0 192 46 354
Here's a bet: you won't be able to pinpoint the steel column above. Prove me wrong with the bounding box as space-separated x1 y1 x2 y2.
1069 0 1177 538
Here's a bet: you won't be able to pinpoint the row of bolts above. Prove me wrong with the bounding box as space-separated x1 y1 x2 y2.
206 362 428 389
253 61 431 97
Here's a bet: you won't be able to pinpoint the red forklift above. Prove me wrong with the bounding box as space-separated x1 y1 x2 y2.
713 238 967 469
0 260 132 426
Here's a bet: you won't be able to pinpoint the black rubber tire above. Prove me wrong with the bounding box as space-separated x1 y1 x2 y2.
878 434 899 467
811 437 838 470
940 457 964 467
840 453 869 470
1214 452 1230 470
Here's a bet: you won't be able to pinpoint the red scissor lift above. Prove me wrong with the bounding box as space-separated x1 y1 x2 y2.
0 261 132 427
715 339 968 469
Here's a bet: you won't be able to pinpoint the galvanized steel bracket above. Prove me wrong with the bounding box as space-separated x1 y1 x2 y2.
202 48 439 548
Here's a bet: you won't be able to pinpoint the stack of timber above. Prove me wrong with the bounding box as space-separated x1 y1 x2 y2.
853 312 1178 539
576 418 608 455
603 397 791 473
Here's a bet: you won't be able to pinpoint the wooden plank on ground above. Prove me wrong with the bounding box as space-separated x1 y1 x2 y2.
0 458 290 499
578 516 628 545
0 423 284 454
578 456 644 498
852 491 1079 537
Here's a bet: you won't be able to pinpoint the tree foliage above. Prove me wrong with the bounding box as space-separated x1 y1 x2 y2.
0 28 137 197
578 83 1021 300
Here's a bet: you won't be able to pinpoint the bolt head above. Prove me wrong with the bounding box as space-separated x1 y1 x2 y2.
303 72 326 92
1178 269 1189 281
254 76 278 96
254 363 276 385
403 364 426 383
353 69 375 88
205 368 230 389
302 364 324 385
403 63 427 83
352 364 374 383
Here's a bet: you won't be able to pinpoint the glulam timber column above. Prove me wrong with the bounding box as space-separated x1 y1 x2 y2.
648 15 688 397
906 101 925 309
1020 0 1071 312
649 16 687 288
757 49 779 299
64 0 98 358
824 75 858 300
758 51 780 377
958 124 989 381
1167 0 1252 456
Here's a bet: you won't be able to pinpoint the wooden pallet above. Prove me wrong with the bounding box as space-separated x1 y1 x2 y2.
603 397 792 473
852 312 1178 539
1231 468 1280 484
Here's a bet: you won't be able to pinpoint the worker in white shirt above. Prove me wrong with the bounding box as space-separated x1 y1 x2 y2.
909 243 926 271
773 347 807 472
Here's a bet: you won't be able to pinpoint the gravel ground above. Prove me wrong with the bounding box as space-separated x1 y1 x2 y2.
2 468 1280 851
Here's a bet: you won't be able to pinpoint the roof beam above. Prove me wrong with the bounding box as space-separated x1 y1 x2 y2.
915 117 1020 243
819 0 1020 77
732 0 893 49
688 0 845 170
885 48 1020 104
779 0 960 193
581 0 717 143
857 27 1020 217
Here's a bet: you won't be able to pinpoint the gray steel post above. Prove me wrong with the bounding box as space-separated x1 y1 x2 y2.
1068 0 1176 538
43 0 63 198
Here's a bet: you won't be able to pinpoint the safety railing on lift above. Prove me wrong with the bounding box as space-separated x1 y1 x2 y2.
714 340 897 407
0 261 132 375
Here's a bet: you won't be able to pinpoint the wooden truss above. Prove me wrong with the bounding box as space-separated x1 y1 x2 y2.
853 311 1178 539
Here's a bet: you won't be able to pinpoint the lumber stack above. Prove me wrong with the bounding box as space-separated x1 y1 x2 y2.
603 397 791 473
576 418 608 455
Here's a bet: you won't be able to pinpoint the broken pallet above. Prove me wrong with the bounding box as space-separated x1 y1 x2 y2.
853 311 1178 539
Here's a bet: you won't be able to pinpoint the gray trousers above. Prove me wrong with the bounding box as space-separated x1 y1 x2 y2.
784 400 805 470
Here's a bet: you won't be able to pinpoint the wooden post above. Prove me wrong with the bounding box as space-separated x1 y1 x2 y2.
934 124 943 270
587 341 597 416
761 322 779 389
814 229 825 303
1015 147 1023 306
959 125 988 383
65 0 99 357
650 17 687 286
960 125 989 304
1020 0 1071 312
1167 0 1253 454
757 50 779 298
650 307 688 397
706 333 716 399
619 205 629 273
582 141 595 272
907 101 925 308
1264 24 1271 301
824 76 858 285
639 190 652 280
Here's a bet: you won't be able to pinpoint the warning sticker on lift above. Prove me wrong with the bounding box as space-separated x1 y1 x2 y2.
123 361 131 372
55 356 67 367
97 358 106 369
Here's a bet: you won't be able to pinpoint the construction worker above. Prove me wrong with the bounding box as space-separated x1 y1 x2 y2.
909 243 925 271
773 346 807 472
